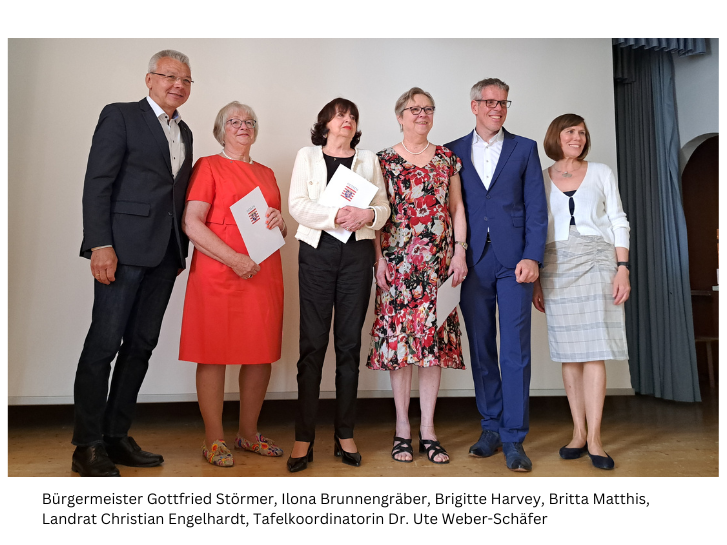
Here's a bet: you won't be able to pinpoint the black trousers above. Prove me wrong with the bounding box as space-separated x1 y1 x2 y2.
72 232 180 446
295 233 374 442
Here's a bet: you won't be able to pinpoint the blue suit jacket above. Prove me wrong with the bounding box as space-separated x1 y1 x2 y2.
446 129 547 269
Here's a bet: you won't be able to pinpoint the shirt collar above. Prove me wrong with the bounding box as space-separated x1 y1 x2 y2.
472 127 503 146
146 96 181 121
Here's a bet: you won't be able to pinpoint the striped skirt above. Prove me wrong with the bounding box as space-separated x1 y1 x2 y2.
540 226 628 362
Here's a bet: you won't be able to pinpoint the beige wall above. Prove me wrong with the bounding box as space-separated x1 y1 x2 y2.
8 38 632 403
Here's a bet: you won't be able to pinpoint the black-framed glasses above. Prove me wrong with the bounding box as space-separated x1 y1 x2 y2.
403 106 435 115
227 118 257 129
150 72 194 86
474 99 512 109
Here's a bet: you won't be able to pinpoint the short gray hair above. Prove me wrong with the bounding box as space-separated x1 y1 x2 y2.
213 101 259 146
394 87 435 131
148 50 191 73
470 78 509 101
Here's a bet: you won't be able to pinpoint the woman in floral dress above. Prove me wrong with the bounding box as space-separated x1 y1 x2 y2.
368 88 468 464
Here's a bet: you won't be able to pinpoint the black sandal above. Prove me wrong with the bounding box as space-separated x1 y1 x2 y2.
391 437 414 463
419 432 450 464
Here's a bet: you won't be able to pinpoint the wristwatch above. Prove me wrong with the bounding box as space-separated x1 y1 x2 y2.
617 261 630 270
456 240 468 251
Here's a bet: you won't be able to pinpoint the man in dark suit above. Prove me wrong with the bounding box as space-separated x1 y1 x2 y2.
72 50 194 477
446 78 547 472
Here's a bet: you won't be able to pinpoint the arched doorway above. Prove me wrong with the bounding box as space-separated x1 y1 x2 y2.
681 134 719 386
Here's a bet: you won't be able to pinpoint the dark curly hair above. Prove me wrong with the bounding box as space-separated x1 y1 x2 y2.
310 98 362 149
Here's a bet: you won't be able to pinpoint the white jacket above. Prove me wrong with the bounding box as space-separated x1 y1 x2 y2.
288 146 390 248
544 162 630 249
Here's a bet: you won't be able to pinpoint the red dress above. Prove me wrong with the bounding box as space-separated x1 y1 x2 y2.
179 155 284 365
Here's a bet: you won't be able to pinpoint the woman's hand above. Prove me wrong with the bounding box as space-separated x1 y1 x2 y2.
375 257 394 291
265 207 287 237
336 206 374 232
448 251 468 287
613 267 631 305
230 253 261 279
532 278 545 312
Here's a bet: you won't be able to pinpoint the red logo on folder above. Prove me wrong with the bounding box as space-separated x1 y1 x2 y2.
341 184 357 202
248 208 261 224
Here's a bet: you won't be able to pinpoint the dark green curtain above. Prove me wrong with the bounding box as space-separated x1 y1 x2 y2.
612 39 703 402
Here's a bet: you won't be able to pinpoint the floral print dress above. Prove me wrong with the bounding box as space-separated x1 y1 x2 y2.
367 146 465 371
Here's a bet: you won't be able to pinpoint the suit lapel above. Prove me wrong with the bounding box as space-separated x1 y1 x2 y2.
140 99 173 178
176 121 192 184
489 128 517 191
458 132 488 202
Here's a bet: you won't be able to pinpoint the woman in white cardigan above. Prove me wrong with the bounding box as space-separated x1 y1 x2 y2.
532 114 631 470
286 98 390 472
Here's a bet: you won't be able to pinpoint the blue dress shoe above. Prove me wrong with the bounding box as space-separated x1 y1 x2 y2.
469 430 502 458
503 442 532 472
588 450 615 470
559 442 588 459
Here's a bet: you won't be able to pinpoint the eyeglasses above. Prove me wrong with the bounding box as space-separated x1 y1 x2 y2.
150 72 194 86
403 106 435 116
474 99 512 109
227 118 257 129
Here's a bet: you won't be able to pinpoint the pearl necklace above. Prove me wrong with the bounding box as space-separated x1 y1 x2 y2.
221 149 253 164
401 141 430 155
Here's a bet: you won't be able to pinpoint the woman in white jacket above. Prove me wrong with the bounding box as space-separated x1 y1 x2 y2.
286 98 390 473
532 113 631 470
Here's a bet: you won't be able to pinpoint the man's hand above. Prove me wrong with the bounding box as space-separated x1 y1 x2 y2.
90 247 118 284
515 258 539 283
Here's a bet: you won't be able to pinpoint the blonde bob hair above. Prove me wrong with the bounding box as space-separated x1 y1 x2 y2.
213 101 258 146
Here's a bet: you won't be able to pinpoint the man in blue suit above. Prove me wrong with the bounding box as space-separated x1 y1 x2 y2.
446 78 547 471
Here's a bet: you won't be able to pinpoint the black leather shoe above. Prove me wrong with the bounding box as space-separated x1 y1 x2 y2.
559 442 588 459
72 444 120 477
287 441 314 473
104 436 163 467
469 430 502 458
503 442 532 472
334 436 362 467
588 450 615 470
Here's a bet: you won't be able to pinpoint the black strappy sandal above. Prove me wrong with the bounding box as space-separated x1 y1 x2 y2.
391 436 414 463
419 432 450 464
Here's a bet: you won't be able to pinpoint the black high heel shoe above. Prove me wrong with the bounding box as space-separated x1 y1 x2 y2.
333 436 362 467
287 441 314 473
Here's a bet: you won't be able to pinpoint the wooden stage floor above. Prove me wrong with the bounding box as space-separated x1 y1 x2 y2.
8 389 718 477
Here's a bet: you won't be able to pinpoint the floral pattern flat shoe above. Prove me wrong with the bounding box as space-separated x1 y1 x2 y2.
202 440 234 467
234 433 283 457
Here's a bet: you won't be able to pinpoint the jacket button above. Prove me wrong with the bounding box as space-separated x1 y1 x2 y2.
168 212 173 216
484 216 488 221
486 195 491 199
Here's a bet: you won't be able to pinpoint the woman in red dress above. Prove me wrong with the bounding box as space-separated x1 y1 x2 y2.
180 102 287 466
368 88 468 464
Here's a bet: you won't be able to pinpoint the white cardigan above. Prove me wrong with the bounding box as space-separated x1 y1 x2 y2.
288 146 390 248
543 162 630 249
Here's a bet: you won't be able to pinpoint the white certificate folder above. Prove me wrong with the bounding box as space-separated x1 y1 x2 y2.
317 165 379 243
436 275 462 329
230 186 285 264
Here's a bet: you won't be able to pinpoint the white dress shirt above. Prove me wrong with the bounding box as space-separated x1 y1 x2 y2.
471 127 504 190
146 96 185 177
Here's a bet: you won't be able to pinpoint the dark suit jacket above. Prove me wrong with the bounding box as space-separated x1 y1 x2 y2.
80 98 193 268
446 128 547 269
